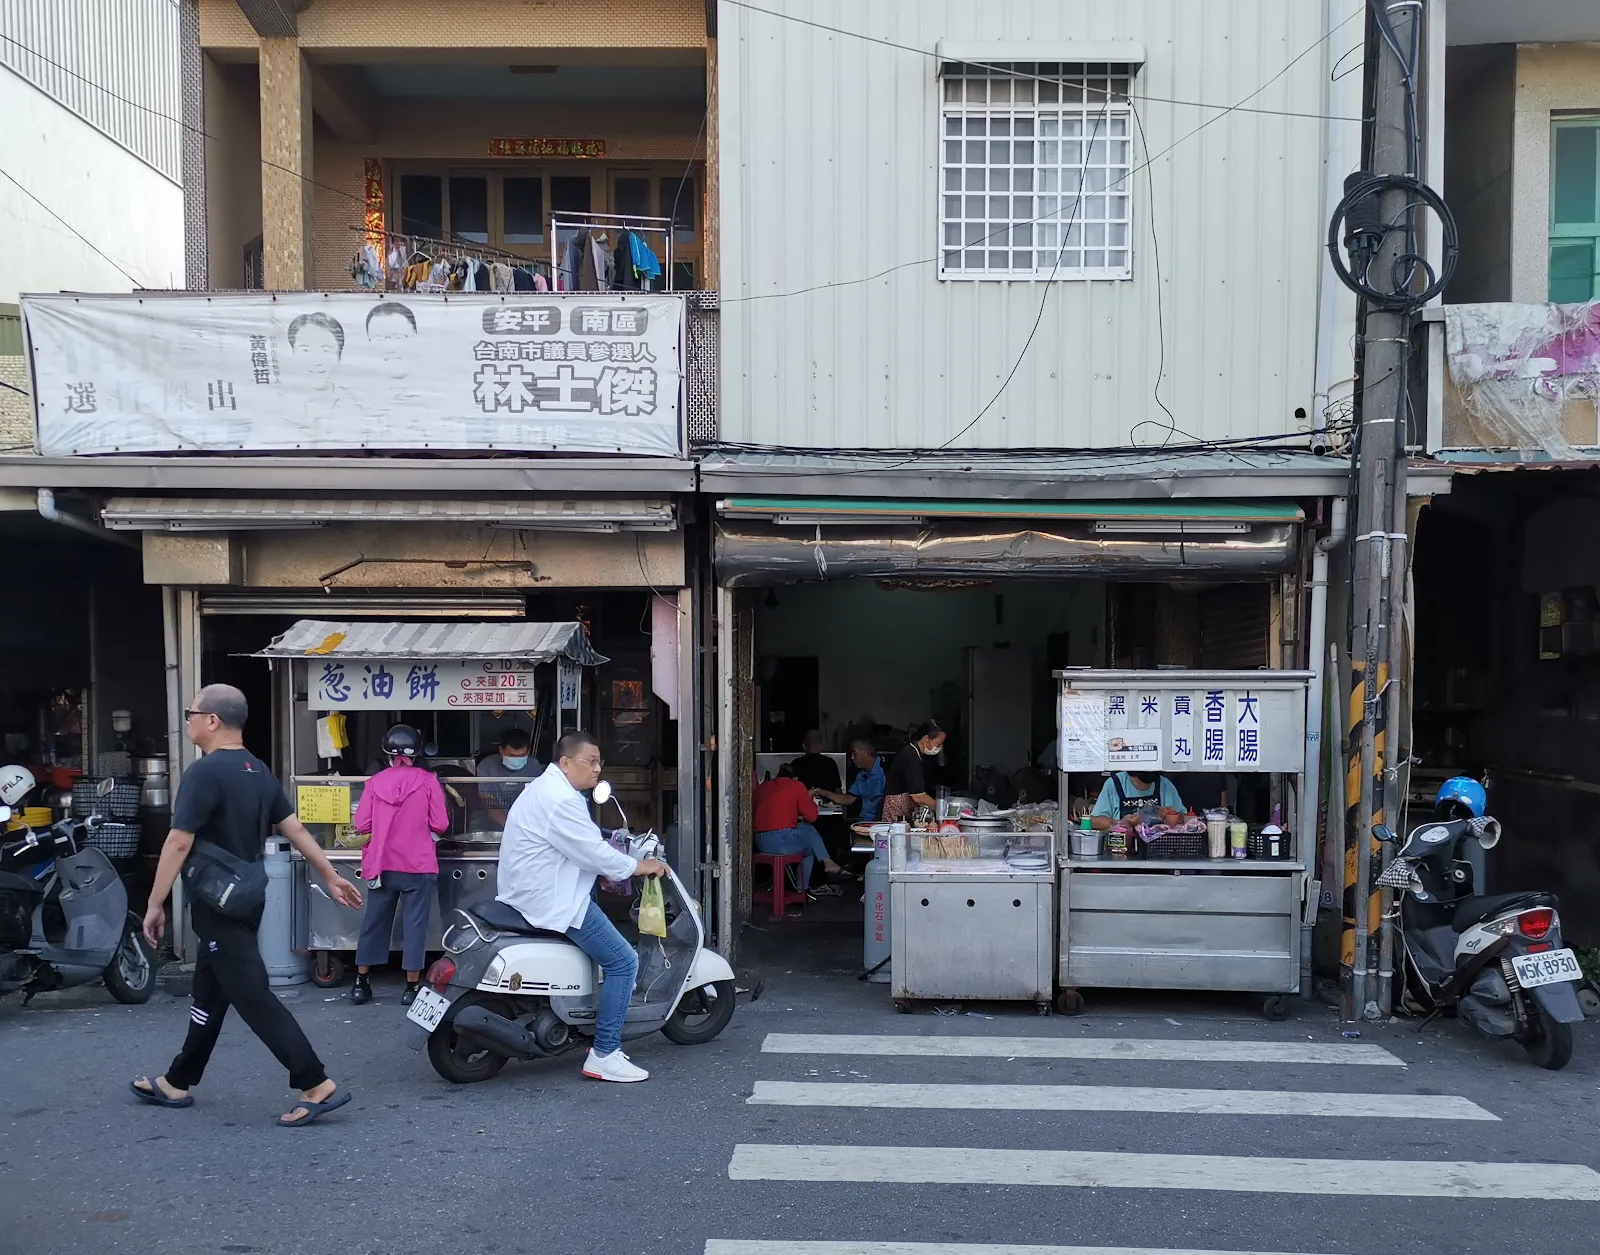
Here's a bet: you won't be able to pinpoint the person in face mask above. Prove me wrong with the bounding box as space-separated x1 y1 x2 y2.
880 719 946 825
472 728 541 830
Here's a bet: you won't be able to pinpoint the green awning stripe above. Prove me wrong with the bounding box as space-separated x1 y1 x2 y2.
719 497 1304 522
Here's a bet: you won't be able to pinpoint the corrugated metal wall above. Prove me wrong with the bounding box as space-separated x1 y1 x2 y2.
718 0 1337 450
0 0 183 184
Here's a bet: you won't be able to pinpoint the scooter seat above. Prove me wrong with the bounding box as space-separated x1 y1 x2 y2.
467 899 570 940
1451 891 1557 932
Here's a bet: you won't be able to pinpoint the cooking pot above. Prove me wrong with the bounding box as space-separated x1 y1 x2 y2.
134 756 169 777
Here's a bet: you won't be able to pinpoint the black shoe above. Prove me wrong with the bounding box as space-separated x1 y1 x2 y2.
400 981 419 1006
350 977 372 1005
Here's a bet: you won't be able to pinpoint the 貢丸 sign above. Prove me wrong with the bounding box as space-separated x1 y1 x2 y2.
21 291 683 457
306 659 541 712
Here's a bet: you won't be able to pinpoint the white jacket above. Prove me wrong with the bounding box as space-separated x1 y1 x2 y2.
496 763 639 931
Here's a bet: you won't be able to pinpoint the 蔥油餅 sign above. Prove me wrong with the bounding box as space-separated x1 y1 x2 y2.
20 291 683 457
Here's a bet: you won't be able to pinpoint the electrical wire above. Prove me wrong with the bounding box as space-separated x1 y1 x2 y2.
1123 100 1181 448
719 0 1365 123
0 164 148 285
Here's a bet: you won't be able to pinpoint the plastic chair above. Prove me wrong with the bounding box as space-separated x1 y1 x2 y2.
753 851 805 916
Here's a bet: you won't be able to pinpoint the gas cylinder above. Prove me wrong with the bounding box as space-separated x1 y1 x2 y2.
862 843 892 983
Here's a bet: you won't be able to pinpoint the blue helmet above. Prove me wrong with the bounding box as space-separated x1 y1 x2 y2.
1435 776 1486 819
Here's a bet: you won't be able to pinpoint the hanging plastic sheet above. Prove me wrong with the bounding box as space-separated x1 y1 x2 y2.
1444 302 1600 460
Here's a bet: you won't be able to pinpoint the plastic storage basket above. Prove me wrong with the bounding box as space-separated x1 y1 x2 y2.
71 778 141 821
86 822 140 859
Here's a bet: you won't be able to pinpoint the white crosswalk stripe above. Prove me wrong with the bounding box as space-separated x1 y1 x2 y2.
705 1245 1340 1255
747 1080 1498 1120
728 1144 1600 1200
761 1032 1406 1066
716 1028 1598 1253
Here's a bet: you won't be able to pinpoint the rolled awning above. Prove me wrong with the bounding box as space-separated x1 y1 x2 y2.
254 619 608 666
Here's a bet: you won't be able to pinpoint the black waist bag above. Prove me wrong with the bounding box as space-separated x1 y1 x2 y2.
182 840 267 920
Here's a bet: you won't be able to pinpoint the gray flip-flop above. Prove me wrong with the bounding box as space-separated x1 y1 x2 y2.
130 1078 193 1109
278 1089 352 1128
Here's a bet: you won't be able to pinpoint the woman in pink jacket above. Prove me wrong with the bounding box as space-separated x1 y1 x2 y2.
350 724 448 1005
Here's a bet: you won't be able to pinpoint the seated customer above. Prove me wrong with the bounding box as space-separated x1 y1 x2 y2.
789 730 843 793
753 764 846 892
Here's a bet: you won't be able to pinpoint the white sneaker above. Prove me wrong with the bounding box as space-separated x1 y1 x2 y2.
582 1048 650 1083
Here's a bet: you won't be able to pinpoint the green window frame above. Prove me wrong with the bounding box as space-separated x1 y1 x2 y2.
1550 117 1600 303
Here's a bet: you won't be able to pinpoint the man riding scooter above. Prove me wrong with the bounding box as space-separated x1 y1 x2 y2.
495 731 667 1084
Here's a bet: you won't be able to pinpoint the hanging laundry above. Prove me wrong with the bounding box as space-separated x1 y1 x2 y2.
532 269 549 293
627 230 662 285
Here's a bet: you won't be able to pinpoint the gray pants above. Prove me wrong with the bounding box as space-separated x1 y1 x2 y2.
354 871 437 973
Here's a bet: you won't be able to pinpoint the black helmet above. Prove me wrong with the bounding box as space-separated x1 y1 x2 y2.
382 724 423 760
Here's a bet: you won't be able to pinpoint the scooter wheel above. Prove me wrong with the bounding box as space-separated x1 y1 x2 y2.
427 994 511 1084
1521 1007 1573 1071
103 916 155 1005
661 979 737 1045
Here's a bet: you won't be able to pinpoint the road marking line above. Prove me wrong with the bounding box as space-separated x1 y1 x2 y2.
705 1245 1341 1255
760 1034 1405 1066
746 1081 1496 1121
727 1145 1600 1200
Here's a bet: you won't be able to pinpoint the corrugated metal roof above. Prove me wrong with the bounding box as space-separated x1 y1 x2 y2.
101 496 676 531
256 620 608 666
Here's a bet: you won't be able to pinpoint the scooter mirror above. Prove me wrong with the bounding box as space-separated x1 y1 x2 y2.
592 781 613 806
0 805 10 825
96 776 116 798
1371 824 1396 843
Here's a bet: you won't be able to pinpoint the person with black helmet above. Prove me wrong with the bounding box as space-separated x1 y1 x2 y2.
350 724 448 1005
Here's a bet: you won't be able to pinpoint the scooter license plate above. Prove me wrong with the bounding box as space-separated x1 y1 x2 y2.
1511 948 1581 989
405 987 451 1032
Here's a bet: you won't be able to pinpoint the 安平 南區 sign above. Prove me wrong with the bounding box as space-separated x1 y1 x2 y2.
307 659 540 711
21 291 683 457
1059 683 1305 775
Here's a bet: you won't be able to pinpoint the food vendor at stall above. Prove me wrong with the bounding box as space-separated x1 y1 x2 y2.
880 720 945 825
1088 770 1186 830
470 727 540 830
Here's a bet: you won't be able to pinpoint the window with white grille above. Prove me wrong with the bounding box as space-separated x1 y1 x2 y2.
940 62 1135 280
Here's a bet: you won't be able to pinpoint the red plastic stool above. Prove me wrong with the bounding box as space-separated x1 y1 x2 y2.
753 852 806 915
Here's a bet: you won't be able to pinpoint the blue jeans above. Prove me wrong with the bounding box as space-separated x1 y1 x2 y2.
565 901 639 1056
756 821 830 890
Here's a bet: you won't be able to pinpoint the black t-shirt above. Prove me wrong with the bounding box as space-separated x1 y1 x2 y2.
884 744 927 798
172 748 292 865
790 752 842 793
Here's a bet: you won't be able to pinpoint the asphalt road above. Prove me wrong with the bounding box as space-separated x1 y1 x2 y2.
2 934 1598 1255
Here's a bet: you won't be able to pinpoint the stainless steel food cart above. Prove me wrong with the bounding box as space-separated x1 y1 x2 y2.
252 619 606 987
889 826 1058 1013
1053 669 1315 1018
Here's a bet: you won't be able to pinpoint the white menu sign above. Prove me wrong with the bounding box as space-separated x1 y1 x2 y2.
307 658 541 711
1057 680 1305 774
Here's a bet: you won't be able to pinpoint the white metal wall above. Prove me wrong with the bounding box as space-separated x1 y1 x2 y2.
718 0 1342 450
0 0 183 183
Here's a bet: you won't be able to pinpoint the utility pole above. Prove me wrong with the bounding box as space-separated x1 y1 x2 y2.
1340 0 1422 1023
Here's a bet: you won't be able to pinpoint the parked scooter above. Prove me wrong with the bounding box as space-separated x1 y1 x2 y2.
0 769 155 1006
1376 776 1583 1070
408 781 735 1082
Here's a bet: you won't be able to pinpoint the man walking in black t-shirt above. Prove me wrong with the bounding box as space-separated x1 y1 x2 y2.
130 684 363 1126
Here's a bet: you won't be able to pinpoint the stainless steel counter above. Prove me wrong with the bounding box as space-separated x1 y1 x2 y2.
291 847 504 957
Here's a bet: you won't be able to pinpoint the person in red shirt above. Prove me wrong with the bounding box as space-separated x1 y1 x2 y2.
753 764 845 892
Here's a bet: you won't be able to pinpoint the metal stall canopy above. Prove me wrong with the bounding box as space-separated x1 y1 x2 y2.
102 496 677 533
254 619 609 666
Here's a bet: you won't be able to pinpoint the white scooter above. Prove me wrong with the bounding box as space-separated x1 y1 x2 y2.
406 782 736 1083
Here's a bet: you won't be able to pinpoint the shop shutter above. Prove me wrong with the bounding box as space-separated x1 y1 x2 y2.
1198 584 1271 669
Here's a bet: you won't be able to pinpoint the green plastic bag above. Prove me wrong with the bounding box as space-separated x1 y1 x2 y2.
637 875 667 938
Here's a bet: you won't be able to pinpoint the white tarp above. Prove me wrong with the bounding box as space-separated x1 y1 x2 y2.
20 291 684 457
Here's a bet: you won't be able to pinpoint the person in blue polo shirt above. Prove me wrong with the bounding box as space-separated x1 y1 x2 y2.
813 740 887 822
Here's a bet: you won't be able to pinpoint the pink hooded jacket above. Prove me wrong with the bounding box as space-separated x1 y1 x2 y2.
353 761 448 878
